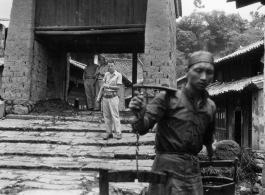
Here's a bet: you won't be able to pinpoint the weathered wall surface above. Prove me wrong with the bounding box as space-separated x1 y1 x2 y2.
46 51 67 100
30 41 48 101
1 0 35 101
252 89 264 150
118 83 125 111
142 0 177 87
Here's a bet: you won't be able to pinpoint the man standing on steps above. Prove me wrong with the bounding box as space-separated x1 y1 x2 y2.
129 51 216 195
94 54 109 111
100 60 122 140
83 58 98 110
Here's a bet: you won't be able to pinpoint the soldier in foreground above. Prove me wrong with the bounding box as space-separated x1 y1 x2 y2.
129 51 216 195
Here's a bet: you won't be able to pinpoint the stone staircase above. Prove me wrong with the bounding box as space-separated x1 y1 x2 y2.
0 111 155 195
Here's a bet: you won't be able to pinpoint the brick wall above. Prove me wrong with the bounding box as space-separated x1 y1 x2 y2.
30 41 48 101
0 0 35 101
142 0 178 87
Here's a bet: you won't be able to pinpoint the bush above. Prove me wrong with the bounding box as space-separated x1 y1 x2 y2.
215 140 240 160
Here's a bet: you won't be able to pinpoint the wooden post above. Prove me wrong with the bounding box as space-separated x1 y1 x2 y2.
99 169 109 195
260 18 265 194
132 45 138 97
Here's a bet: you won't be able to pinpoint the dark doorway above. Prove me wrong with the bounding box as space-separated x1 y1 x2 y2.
235 111 242 145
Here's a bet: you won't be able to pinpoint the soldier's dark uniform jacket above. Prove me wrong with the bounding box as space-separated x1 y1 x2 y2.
133 87 216 195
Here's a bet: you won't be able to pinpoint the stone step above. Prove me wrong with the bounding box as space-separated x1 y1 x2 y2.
0 119 133 132
0 156 153 171
6 110 135 124
0 130 155 146
0 169 96 191
0 169 148 195
0 143 155 159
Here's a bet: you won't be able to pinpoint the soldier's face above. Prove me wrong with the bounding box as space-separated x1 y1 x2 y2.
99 57 105 65
108 63 115 73
187 62 214 91
88 60 93 65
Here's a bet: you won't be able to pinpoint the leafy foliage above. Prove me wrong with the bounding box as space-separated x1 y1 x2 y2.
249 11 264 30
215 140 240 160
176 10 263 59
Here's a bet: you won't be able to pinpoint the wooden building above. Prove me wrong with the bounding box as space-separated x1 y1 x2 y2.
208 39 264 149
176 40 264 149
1 0 182 109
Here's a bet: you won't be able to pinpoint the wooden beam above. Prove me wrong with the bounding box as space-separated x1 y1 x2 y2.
35 28 145 36
99 169 109 195
35 24 145 31
132 45 138 97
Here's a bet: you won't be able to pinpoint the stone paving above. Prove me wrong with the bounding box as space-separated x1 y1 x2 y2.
0 113 154 195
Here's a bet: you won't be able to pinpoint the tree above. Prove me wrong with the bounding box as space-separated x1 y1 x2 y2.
176 30 198 54
249 11 264 30
176 10 262 58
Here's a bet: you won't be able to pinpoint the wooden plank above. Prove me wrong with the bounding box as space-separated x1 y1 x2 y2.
75 0 80 26
35 24 145 31
108 170 168 183
65 0 70 26
83 0 90 26
90 0 96 26
35 0 40 26
35 28 144 35
100 0 107 25
69 0 74 26
56 0 62 26
99 170 109 195
51 0 57 26
79 0 85 26
115 0 125 25
47 0 53 26
200 160 236 168
108 0 115 25
95 0 101 24
127 0 134 24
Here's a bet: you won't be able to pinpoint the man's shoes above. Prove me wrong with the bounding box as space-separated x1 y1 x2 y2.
103 133 113 140
116 134 122 140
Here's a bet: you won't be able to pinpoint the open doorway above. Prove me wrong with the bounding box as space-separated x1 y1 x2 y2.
235 110 242 146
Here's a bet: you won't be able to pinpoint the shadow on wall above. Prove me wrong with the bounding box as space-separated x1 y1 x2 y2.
0 65 3 93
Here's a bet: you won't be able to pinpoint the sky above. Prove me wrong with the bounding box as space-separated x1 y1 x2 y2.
0 0 264 20
182 0 265 20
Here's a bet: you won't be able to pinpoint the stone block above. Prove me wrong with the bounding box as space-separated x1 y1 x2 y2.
12 105 29 115
13 99 29 105
2 71 14 77
5 100 13 105
14 72 25 77
5 105 13 114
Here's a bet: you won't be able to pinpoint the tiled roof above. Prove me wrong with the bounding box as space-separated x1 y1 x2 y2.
214 39 264 63
112 58 143 84
207 74 263 96
227 0 264 8
0 58 4 66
